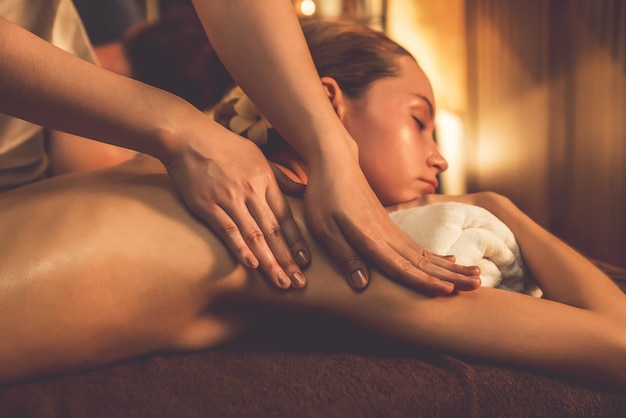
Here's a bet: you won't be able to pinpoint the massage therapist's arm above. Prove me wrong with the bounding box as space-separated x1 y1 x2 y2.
0 17 309 290
192 0 480 294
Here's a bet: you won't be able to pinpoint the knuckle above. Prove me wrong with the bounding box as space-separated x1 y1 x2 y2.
234 244 249 257
274 206 294 223
217 186 238 203
396 258 412 272
265 224 282 241
339 253 362 270
245 229 265 245
279 259 299 271
219 221 240 236
417 256 431 270
242 179 257 194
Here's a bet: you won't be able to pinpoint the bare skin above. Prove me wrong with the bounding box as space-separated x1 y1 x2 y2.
0 0 480 293
0 16 310 291
192 0 477 292
1 156 625 387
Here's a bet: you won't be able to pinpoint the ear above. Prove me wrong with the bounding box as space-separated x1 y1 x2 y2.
321 77 348 121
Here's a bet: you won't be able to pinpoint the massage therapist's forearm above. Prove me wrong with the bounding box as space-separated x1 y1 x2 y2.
0 17 206 163
192 0 357 163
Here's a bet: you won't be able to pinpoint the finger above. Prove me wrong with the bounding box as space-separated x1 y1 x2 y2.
246 196 307 289
270 162 306 197
391 241 481 291
199 204 260 270
266 182 311 268
385 227 481 288
336 218 460 295
427 255 482 289
311 220 370 290
361 238 455 294
393 234 481 280
432 253 456 263
223 202 294 290
427 252 480 275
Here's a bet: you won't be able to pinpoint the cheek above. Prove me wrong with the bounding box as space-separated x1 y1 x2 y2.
375 122 420 176
344 109 423 203
358 129 422 204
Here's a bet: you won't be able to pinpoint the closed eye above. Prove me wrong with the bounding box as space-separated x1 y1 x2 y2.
413 117 425 131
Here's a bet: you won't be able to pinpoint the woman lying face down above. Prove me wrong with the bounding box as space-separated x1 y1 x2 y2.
1 20 625 388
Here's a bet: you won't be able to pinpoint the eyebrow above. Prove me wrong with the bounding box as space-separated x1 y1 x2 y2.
413 94 434 117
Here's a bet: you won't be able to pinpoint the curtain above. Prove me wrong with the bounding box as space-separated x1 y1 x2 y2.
466 0 626 267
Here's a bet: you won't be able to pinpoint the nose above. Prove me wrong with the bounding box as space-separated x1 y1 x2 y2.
428 147 448 173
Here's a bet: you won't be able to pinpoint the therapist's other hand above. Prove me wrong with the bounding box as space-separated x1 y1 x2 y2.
164 125 310 290
304 157 481 295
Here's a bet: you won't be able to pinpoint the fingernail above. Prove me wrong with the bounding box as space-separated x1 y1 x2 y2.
277 274 289 288
349 270 368 289
296 250 310 266
244 256 256 269
291 272 306 288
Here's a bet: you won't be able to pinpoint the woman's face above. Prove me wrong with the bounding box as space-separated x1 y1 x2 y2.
341 56 447 206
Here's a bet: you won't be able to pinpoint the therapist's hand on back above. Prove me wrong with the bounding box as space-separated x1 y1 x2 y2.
187 0 479 295
304 153 482 295
163 123 310 290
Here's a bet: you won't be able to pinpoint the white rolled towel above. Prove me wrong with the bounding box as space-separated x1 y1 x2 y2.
389 202 537 294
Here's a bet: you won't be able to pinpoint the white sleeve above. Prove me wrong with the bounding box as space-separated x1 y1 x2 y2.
0 0 97 64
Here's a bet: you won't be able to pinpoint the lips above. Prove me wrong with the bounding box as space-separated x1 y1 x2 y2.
421 178 439 192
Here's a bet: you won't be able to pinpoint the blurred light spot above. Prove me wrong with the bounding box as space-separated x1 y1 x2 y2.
300 0 317 16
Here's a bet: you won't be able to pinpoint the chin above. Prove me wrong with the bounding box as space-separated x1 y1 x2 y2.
386 193 422 207
375 185 427 206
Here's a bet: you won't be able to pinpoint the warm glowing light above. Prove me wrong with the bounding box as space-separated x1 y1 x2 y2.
300 0 316 16
435 110 466 194
316 0 341 18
